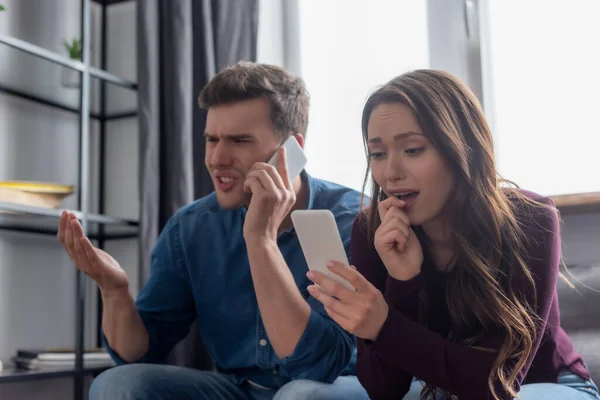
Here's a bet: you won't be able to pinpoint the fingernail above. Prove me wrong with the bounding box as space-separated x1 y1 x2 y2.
306 271 315 279
327 261 335 267
307 285 314 293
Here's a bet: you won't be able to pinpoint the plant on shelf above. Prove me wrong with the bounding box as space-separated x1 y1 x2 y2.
63 38 82 60
62 37 81 88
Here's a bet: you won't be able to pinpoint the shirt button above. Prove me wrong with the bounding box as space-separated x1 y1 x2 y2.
259 339 267 346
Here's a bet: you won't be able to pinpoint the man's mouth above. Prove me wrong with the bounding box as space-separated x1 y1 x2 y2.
214 173 238 192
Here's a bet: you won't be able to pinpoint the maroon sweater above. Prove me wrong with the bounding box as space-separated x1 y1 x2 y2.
352 190 589 400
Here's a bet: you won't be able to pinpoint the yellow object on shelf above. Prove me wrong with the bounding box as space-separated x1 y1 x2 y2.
0 181 75 194
0 180 75 209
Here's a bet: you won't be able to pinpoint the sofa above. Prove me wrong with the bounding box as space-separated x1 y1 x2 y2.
557 262 600 382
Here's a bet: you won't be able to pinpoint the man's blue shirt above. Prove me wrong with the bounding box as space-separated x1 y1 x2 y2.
104 172 366 387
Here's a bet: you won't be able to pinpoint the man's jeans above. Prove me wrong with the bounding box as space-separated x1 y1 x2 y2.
89 364 369 400
402 370 600 400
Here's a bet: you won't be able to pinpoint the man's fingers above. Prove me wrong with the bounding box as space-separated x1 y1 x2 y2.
64 213 78 258
276 147 292 190
69 218 92 270
262 163 287 192
80 236 101 270
243 175 265 194
245 170 278 194
57 210 68 243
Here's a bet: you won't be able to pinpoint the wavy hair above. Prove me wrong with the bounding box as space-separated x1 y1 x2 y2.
360 70 547 399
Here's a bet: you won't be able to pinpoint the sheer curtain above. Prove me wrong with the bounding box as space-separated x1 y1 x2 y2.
137 0 258 369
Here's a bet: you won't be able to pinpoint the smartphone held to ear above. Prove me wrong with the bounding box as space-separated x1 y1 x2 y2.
267 136 307 182
291 209 356 292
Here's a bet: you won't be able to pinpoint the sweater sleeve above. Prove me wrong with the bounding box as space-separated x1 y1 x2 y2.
350 214 418 399
362 199 562 400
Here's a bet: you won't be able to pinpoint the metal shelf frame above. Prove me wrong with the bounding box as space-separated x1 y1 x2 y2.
0 0 138 398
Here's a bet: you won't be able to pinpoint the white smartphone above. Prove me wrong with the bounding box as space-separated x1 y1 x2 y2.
267 135 307 182
291 209 356 292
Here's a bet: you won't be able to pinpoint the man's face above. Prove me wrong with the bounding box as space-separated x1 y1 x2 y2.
204 98 282 209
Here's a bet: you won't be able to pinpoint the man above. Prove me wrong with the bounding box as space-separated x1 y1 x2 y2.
57 61 369 400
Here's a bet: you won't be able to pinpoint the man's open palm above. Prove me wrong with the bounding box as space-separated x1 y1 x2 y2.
57 211 129 293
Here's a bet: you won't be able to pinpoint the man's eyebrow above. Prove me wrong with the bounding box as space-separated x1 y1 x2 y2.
204 132 255 140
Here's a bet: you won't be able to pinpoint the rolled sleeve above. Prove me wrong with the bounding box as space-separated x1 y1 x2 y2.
102 314 159 365
101 214 196 365
278 308 354 383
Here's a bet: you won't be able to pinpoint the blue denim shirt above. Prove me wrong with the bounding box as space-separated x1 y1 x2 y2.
104 171 366 387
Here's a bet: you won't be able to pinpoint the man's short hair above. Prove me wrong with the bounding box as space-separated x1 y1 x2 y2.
198 61 310 139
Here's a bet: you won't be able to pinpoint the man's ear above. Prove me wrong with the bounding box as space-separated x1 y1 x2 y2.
292 133 305 149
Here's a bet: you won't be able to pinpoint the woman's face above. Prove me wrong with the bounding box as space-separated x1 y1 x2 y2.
366 102 455 227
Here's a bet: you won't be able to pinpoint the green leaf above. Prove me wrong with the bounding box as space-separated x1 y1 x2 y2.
0 5 6 11
63 37 82 59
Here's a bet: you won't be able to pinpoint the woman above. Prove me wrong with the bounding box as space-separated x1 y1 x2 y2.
305 70 600 400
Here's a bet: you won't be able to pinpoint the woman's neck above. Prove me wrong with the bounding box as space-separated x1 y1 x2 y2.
422 217 455 271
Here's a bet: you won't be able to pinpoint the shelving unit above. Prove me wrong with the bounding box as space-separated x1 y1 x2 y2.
0 1 138 399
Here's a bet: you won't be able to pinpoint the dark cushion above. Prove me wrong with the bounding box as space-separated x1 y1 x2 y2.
557 263 600 382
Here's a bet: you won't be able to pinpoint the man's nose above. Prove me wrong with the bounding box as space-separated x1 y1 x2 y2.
210 141 233 167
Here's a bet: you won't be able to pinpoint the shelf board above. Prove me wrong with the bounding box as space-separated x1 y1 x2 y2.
92 0 135 5
0 83 103 120
105 110 138 121
0 35 137 90
0 365 111 384
0 84 137 122
550 192 600 215
0 202 138 240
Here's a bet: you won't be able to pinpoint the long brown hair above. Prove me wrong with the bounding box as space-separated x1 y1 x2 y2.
360 70 545 399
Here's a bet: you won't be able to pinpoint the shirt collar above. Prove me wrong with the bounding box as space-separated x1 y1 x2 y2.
278 170 315 236
303 170 317 211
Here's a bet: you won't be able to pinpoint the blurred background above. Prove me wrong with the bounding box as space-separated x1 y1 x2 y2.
0 1 598 399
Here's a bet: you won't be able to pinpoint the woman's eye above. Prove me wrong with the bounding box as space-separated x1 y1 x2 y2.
405 147 425 155
368 152 385 160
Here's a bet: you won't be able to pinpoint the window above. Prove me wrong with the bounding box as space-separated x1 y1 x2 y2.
481 0 600 196
297 0 429 193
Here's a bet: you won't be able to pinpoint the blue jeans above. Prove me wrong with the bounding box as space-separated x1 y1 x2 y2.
403 370 600 399
89 364 369 400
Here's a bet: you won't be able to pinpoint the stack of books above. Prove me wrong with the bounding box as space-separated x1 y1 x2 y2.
13 348 115 370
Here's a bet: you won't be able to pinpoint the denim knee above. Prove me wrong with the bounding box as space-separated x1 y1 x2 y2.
273 376 368 400
89 364 157 400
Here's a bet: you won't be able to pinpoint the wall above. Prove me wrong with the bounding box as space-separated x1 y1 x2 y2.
562 212 600 266
0 0 138 399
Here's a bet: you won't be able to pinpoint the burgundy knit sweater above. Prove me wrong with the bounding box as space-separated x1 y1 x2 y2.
352 190 589 400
